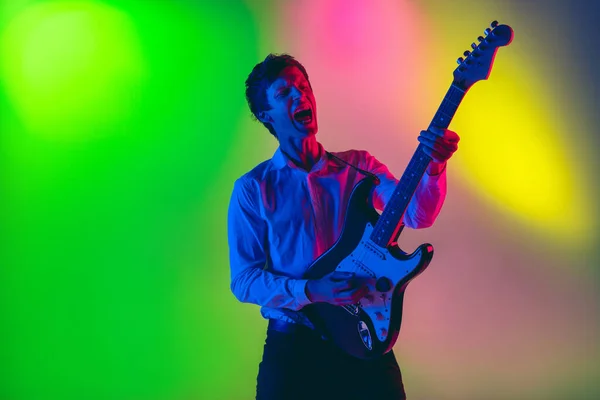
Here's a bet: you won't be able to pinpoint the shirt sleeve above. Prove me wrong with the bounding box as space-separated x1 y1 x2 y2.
227 177 311 311
361 150 447 229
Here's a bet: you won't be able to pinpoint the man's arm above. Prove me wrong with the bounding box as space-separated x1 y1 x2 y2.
362 127 458 228
363 150 447 229
227 177 311 311
426 160 447 176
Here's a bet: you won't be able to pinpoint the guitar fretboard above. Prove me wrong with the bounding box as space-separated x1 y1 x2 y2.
369 83 466 247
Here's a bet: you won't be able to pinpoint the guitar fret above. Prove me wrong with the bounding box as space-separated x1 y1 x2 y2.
435 111 454 122
439 106 456 115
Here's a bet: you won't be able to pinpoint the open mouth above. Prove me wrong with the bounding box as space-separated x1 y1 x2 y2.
293 108 313 125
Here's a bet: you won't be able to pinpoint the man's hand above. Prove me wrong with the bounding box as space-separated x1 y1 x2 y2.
418 126 460 172
305 271 369 305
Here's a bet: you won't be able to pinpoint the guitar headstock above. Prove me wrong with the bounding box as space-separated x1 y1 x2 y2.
453 20 514 90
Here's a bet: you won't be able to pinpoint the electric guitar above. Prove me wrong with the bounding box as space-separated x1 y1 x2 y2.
302 20 514 359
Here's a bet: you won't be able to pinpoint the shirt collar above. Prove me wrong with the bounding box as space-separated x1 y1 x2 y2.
271 142 328 172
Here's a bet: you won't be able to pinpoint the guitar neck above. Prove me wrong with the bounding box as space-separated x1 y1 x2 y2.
428 83 467 131
370 83 467 248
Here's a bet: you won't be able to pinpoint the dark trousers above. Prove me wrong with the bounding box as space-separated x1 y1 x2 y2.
256 320 407 400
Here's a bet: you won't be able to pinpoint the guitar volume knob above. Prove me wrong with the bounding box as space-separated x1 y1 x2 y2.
375 277 393 292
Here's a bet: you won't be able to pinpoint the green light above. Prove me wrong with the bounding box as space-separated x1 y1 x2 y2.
1 1 146 138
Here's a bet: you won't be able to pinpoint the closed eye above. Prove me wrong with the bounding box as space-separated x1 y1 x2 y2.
277 88 291 98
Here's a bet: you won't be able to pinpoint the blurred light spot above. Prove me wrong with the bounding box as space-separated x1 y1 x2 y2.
453 64 594 246
1 1 147 138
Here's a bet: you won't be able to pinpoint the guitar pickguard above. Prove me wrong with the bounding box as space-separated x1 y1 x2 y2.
335 223 424 342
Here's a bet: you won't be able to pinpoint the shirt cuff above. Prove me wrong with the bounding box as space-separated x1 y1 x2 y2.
425 162 447 177
292 279 312 308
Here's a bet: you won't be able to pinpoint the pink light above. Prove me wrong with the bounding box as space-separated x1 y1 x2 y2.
277 0 433 149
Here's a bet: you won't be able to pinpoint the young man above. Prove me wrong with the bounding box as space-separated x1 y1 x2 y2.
227 54 459 400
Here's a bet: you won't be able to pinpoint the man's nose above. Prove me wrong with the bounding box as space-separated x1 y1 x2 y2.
290 86 304 100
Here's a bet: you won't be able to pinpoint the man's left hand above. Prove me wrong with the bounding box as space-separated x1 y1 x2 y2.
417 126 460 172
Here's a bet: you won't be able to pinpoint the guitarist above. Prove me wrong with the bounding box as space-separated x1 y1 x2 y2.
227 53 459 400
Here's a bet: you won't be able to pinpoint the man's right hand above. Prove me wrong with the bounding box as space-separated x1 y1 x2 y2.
305 271 370 305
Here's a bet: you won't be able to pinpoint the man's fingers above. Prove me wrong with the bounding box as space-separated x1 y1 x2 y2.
329 271 355 281
420 130 439 140
418 136 458 154
337 278 368 294
422 128 460 143
353 285 369 301
419 145 448 163
427 127 444 136
334 286 369 305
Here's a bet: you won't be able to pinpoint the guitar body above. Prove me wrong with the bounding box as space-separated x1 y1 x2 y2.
302 177 434 360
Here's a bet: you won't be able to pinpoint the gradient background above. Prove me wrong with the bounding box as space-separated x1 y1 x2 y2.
1 1 599 399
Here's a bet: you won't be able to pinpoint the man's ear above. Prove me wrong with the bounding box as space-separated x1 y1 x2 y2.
257 111 273 124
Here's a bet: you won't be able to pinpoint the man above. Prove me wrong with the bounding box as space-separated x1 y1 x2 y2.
227 53 459 400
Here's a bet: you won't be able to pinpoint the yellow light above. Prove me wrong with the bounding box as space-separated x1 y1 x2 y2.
452 62 594 246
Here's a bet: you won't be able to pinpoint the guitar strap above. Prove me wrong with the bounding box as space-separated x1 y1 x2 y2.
325 151 380 186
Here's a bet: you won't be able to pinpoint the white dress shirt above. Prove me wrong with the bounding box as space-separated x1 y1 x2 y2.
227 143 446 325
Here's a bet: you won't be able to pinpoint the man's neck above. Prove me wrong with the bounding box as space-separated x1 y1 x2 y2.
279 137 321 172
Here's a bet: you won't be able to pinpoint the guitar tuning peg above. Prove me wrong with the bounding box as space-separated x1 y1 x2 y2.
471 42 477 49
491 20 499 28
457 57 464 64
463 50 471 57
477 35 485 42
484 27 492 35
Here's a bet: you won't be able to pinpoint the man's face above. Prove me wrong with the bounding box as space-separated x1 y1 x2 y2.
261 66 318 139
